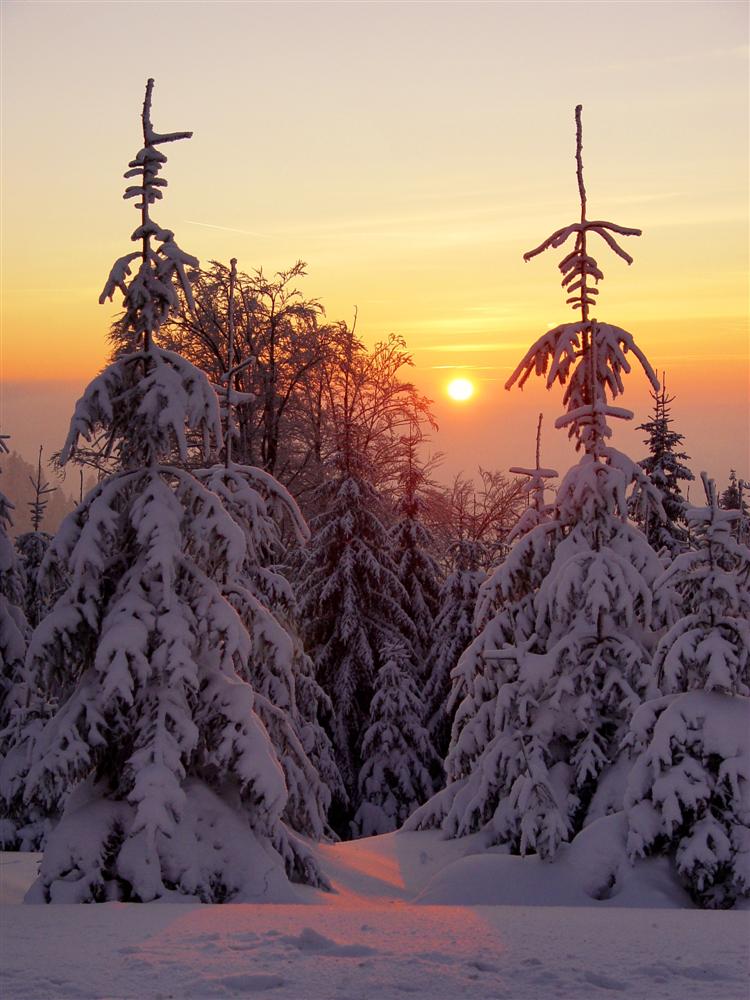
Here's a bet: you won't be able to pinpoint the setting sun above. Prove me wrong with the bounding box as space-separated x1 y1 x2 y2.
447 377 475 402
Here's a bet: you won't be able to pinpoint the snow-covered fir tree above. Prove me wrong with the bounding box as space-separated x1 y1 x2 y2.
719 469 745 512
630 376 693 556
0 435 38 849
192 257 342 841
298 470 416 830
409 106 664 859
719 470 749 544
2 451 64 850
352 642 439 837
197 461 339 842
625 692 749 908
297 323 432 833
653 473 750 695
625 474 750 908
420 421 561 814
13 81 326 903
422 539 487 760
390 431 443 675
15 448 60 629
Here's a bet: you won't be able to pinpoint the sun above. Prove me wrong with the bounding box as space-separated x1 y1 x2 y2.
447 377 475 402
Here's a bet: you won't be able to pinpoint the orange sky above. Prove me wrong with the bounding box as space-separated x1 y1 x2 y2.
1 1 748 484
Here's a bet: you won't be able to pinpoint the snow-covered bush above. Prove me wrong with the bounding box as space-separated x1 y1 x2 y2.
15 81 326 903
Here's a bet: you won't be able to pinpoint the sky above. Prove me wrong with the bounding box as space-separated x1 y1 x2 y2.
1 0 748 488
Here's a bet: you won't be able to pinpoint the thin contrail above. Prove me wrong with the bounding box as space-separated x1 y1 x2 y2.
184 219 268 238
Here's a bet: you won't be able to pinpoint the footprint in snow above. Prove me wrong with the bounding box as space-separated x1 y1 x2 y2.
468 959 499 973
581 970 630 991
281 926 378 957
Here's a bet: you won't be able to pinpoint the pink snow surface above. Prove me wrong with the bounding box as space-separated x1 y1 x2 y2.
2 831 748 999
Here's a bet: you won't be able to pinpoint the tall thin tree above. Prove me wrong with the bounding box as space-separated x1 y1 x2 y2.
410 106 663 859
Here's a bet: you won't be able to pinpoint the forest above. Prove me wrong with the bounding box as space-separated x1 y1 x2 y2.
1 81 748 918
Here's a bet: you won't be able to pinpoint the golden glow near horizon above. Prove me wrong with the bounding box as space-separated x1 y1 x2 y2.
1 1 747 481
447 378 475 402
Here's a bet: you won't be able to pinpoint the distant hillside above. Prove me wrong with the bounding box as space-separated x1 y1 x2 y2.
0 450 82 537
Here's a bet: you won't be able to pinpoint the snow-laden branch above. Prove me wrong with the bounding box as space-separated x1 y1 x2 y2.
523 220 642 264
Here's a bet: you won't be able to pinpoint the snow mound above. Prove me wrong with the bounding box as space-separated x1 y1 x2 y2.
26 780 304 904
415 822 693 909
0 852 41 905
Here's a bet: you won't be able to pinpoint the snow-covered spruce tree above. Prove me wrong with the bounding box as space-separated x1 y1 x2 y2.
198 458 341 845
653 472 750 695
629 376 693 556
15 447 60 629
719 471 750 544
422 468 523 760
719 470 744 512
624 475 750 908
423 421 561 809
390 430 443 676
0 435 37 849
352 641 439 837
19 81 326 903
298 470 416 830
409 106 663 858
195 260 342 840
2 447 62 849
297 325 431 832
422 539 487 760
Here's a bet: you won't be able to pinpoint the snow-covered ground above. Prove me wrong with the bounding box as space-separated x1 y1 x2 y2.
2 832 748 999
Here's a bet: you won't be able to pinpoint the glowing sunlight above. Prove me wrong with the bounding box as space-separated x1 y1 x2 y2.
446 377 475 402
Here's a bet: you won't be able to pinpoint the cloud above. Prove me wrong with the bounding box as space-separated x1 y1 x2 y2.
422 342 529 352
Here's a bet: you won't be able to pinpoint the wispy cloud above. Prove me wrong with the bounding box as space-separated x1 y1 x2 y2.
423 342 529 352
400 314 523 333
658 354 749 363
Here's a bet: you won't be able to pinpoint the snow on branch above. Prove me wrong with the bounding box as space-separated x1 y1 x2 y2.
61 348 222 468
506 320 658 451
141 78 193 147
509 106 657 454
100 79 198 350
523 220 642 266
